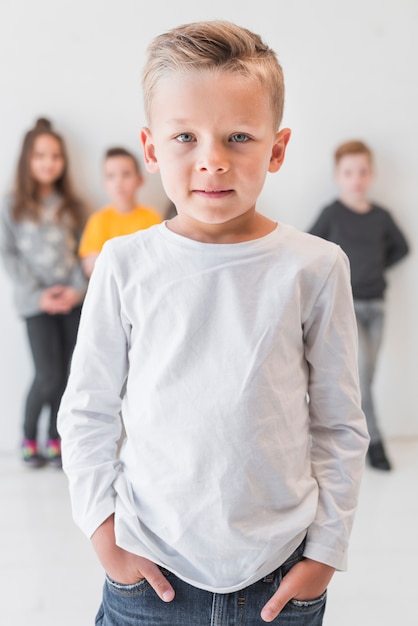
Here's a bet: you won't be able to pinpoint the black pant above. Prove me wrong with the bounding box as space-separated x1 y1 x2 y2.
24 307 81 440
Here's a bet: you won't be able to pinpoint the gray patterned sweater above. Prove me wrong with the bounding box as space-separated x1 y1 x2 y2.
0 193 87 317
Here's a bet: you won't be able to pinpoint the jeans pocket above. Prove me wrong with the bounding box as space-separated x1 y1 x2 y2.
105 574 150 596
277 590 327 625
289 589 327 610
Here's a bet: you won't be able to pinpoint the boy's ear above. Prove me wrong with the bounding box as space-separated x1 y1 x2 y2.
268 128 291 173
140 128 160 173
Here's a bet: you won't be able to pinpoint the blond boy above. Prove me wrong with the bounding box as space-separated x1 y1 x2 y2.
310 140 409 470
79 147 161 276
59 22 369 625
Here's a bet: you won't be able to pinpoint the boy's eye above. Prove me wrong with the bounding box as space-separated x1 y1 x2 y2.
175 133 195 143
230 133 250 143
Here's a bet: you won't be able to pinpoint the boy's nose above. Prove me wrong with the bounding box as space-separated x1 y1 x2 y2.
196 144 229 174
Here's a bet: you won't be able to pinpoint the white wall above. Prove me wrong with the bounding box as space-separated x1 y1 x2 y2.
0 0 417 452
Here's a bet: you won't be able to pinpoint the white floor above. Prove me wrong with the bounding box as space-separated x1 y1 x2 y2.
1 438 417 626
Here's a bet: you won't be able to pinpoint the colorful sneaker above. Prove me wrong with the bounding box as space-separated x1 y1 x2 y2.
22 439 45 468
46 438 62 468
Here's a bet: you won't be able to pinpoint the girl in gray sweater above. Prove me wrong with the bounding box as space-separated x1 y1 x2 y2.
0 118 87 468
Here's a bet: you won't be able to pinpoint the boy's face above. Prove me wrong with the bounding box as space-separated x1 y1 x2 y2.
335 153 373 202
141 70 289 233
103 156 142 208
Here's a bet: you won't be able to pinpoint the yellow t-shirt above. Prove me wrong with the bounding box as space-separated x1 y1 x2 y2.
79 205 162 257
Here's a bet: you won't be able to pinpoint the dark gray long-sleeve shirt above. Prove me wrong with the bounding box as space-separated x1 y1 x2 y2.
309 200 409 299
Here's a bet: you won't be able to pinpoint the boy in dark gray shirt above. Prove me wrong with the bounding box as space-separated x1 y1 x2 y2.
310 140 409 470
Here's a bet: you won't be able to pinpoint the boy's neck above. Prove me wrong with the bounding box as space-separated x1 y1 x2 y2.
112 199 137 214
339 194 371 214
167 211 277 244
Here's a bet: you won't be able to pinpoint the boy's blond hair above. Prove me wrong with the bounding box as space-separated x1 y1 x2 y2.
142 20 285 130
334 140 373 165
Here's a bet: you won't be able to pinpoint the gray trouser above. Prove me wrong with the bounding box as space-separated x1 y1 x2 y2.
354 299 385 444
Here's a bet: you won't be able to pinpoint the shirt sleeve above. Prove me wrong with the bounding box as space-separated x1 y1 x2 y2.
78 212 106 258
0 199 45 314
58 242 130 537
303 247 370 570
308 208 331 240
383 211 409 268
68 259 88 298
141 207 163 226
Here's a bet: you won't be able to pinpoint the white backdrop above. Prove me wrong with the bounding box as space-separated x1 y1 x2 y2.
0 0 416 451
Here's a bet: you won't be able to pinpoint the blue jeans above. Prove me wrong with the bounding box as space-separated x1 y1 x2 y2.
95 541 326 625
354 299 385 443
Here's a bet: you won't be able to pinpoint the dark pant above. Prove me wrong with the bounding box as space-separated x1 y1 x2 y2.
24 307 81 440
96 541 327 625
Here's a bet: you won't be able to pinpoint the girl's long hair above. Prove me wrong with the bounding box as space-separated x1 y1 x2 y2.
11 117 84 229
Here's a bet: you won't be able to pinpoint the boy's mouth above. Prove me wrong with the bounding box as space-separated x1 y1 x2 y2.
193 189 232 198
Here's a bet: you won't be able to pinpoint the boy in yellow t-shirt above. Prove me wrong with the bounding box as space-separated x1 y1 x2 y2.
79 147 162 276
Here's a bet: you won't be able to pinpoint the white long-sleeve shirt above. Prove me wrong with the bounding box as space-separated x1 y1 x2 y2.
58 221 369 593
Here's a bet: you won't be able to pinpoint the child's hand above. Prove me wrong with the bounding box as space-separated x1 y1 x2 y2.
91 515 175 603
39 286 66 314
53 286 81 312
39 286 80 314
260 558 334 622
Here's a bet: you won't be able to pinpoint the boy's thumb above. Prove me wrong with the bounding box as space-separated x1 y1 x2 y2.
143 563 175 602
